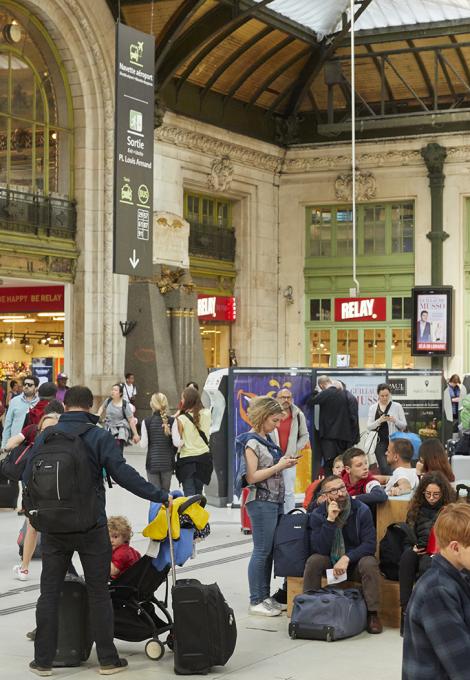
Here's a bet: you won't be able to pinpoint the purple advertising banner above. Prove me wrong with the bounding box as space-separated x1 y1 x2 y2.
231 369 313 501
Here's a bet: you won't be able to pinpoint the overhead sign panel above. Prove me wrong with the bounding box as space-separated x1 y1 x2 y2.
114 23 154 276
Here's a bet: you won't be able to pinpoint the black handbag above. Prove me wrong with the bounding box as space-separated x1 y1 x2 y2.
273 509 309 577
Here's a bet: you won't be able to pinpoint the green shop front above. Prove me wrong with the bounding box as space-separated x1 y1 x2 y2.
305 200 416 370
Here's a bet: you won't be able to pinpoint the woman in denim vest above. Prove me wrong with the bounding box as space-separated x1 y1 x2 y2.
243 396 299 617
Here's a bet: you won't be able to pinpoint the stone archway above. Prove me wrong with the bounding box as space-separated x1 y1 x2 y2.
17 0 126 391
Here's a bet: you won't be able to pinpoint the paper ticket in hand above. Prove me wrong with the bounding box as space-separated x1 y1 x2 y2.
326 568 347 585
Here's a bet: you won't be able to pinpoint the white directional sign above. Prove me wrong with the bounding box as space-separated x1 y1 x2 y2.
113 23 154 277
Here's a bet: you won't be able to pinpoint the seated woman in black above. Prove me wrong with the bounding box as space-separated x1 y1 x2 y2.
399 471 455 633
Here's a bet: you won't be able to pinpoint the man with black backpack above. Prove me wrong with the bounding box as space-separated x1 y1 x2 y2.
22 385 171 677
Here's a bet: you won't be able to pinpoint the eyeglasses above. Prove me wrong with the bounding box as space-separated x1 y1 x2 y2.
324 485 347 496
23 382 34 387
424 491 442 499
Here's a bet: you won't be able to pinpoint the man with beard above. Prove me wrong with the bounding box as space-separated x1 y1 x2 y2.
303 475 383 634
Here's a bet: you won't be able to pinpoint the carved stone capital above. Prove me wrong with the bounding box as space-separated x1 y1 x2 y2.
421 143 447 177
208 155 234 192
334 170 377 201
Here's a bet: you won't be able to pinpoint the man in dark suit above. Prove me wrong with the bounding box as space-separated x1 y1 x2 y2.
310 376 358 475
417 310 432 342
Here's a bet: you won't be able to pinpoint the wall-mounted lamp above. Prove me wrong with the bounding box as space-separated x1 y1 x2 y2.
283 285 294 305
119 321 137 337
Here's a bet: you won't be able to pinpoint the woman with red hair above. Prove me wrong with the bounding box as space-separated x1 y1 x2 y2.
416 439 454 483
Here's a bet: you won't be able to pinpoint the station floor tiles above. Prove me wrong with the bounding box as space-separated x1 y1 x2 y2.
0 448 403 680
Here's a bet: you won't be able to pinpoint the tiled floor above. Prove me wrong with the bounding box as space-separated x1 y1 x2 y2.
0 448 402 679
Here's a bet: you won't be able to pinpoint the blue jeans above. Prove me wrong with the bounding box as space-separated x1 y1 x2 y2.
246 500 282 605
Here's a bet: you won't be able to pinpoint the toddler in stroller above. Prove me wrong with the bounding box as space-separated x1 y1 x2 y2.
109 493 210 661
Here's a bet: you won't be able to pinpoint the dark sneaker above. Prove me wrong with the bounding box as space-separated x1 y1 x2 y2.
367 613 383 634
29 660 52 676
26 628 37 641
272 588 288 607
99 658 128 675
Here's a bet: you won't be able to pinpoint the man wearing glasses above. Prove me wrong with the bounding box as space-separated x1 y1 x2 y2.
1 375 39 448
303 475 383 634
271 388 310 513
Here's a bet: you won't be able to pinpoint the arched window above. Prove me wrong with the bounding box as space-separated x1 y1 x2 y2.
0 4 73 197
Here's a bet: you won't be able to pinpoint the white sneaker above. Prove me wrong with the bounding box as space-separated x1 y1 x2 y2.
265 596 286 612
249 599 281 617
13 565 29 581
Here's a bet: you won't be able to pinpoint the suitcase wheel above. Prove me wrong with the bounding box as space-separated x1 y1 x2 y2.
145 638 165 661
288 624 296 639
166 633 174 651
242 529 252 535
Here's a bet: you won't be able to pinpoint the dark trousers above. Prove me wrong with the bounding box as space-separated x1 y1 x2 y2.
374 439 392 475
303 554 380 612
399 548 432 610
35 525 119 668
182 476 203 496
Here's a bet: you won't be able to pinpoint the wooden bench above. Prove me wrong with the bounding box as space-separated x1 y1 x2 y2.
287 498 410 627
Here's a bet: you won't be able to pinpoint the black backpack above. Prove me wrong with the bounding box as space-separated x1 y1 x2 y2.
379 522 417 580
0 440 34 482
23 424 100 534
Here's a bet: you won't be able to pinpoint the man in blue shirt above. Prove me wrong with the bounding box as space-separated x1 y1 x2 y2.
1 375 39 447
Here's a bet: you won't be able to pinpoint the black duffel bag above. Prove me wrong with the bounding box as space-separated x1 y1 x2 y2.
273 508 309 577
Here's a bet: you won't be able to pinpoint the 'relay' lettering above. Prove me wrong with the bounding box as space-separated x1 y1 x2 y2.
341 298 375 320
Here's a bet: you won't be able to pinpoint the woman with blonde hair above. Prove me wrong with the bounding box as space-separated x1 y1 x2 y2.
139 392 175 491
175 386 212 496
236 396 299 617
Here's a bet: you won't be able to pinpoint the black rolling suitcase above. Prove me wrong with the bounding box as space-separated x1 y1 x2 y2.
167 504 237 675
0 472 18 508
53 575 93 667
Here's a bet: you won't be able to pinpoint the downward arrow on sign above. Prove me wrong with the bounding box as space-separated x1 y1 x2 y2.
129 249 140 269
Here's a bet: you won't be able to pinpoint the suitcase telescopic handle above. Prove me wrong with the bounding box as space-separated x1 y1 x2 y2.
166 504 177 588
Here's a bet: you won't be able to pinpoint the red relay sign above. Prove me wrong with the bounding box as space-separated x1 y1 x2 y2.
0 286 64 312
335 297 386 322
197 295 237 322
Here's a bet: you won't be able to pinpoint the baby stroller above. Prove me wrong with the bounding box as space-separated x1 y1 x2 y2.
109 494 210 661
109 555 172 660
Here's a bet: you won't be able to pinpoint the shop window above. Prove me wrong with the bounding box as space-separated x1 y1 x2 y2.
310 330 330 368
337 329 358 368
364 329 386 368
307 201 414 257
391 202 414 253
364 204 386 255
336 209 353 257
309 208 331 256
0 8 73 196
310 298 331 321
392 297 412 320
391 328 413 369
185 191 235 261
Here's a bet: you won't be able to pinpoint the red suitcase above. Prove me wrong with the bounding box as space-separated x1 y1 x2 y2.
240 487 252 535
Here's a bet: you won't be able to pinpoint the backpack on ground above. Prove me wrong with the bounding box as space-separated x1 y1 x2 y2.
379 522 417 580
273 509 310 577
289 588 367 641
22 424 99 534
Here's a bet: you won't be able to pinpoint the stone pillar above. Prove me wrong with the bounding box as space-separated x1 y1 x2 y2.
124 266 207 415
